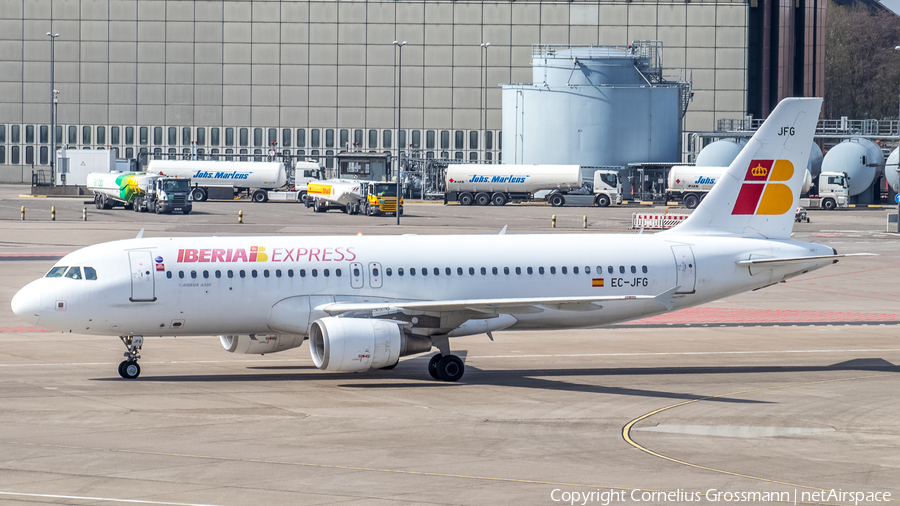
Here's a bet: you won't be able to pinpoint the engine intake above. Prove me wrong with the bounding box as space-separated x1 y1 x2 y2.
219 334 304 355
309 317 432 372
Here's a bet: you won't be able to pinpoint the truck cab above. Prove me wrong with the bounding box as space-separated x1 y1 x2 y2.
134 177 192 214
361 182 403 216
816 171 850 209
592 170 622 207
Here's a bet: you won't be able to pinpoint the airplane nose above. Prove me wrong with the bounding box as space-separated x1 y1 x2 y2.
11 282 41 325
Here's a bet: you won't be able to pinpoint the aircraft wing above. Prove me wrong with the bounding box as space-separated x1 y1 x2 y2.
319 287 680 316
736 253 875 267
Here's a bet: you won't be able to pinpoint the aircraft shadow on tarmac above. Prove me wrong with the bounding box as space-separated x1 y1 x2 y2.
90 356 897 403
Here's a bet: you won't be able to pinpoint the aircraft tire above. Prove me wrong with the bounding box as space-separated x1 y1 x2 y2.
436 355 464 382
428 354 442 380
118 360 127 378
121 361 141 379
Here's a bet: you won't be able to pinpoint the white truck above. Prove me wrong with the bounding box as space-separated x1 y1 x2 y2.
444 164 621 206
87 172 192 214
667 165 819 209
800 171 850 210
145 160 321 203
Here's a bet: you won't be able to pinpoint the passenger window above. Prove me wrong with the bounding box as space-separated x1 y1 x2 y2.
179 271 185 279
550 267 556 274
527 267 533 274
264 270 269 278
539 267 545 274
354 267 360 276
562 266 568 274
501 267 507 275
492 267 498 275
585 266 591 274
469 267 475 275
251 270 257 278
642 266 648 273
421 268 427 276
228 270 234 278
398 268 404 276
457 267 463 275
299 269 306 277
335 269 341 277
619 266 625 274
190 271 197 279
45 266 67 278
434 267 440 276
215 270 221 278
596 266 602 274
324 269 330 277
631 266 636 274
84 267 97 280
166 271 172 279
386 268 392 276
203 270 209 279
373 268 379 277
480 267 487 275
410 268 416 276
276 269 282 278
64 267 82 279
573 266 579 274
608 266 613 274
240 270 246 278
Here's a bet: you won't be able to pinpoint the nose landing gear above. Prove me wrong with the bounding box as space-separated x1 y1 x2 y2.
118 335 143 379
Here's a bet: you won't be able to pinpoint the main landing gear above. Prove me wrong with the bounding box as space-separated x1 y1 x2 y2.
427 336 465 382
118 335 143 379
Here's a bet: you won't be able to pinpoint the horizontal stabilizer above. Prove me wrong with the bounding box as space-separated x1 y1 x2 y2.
736 253 876 267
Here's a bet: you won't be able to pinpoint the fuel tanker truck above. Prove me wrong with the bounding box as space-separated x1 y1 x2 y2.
444 164 620 206
146 160 290 203
87 172 192 214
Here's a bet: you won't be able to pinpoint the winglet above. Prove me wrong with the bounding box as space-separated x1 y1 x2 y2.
499 225 508 235
136 228 144 239
654 286 680 311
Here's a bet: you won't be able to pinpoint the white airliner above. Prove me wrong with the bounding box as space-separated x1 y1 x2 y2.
12 98 857 382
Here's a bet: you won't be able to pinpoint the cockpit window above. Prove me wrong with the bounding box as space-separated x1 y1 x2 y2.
84 267 97 280
45 266 68 278
64 267 82 279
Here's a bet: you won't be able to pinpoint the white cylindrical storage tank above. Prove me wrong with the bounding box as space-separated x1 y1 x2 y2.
808 142 824 179
501 44 685 169
695 139 747 167
886 148 899 193
821 139 881 196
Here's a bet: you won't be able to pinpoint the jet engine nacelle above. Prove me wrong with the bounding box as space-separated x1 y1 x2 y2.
309 317 432 372
219 334 304 355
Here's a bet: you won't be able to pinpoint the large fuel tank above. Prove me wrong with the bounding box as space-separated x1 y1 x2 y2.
695 139 747 167
887 148 900 193
820 139 883 196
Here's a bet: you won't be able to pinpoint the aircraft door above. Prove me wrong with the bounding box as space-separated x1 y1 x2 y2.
349 262 364 289
128 250 157 302
671 245 696 294
368 262 383 288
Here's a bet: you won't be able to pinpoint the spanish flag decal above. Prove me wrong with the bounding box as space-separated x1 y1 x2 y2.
592 278 604 287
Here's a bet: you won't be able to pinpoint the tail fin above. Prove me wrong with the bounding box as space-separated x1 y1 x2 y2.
665 97 822 239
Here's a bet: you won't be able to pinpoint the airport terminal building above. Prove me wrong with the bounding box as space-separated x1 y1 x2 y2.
0 0 824 182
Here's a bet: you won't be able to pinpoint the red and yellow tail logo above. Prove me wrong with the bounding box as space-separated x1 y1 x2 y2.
731 159 794 215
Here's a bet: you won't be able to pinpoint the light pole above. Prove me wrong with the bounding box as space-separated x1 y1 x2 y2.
47 32 59 185
394 40 406 226
895 46 900 230
481 42 490 162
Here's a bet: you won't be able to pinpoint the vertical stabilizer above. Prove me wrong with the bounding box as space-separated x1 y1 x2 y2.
665 98 822 239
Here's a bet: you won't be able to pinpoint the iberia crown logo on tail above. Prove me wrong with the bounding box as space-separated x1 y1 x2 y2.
731 159 794 215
